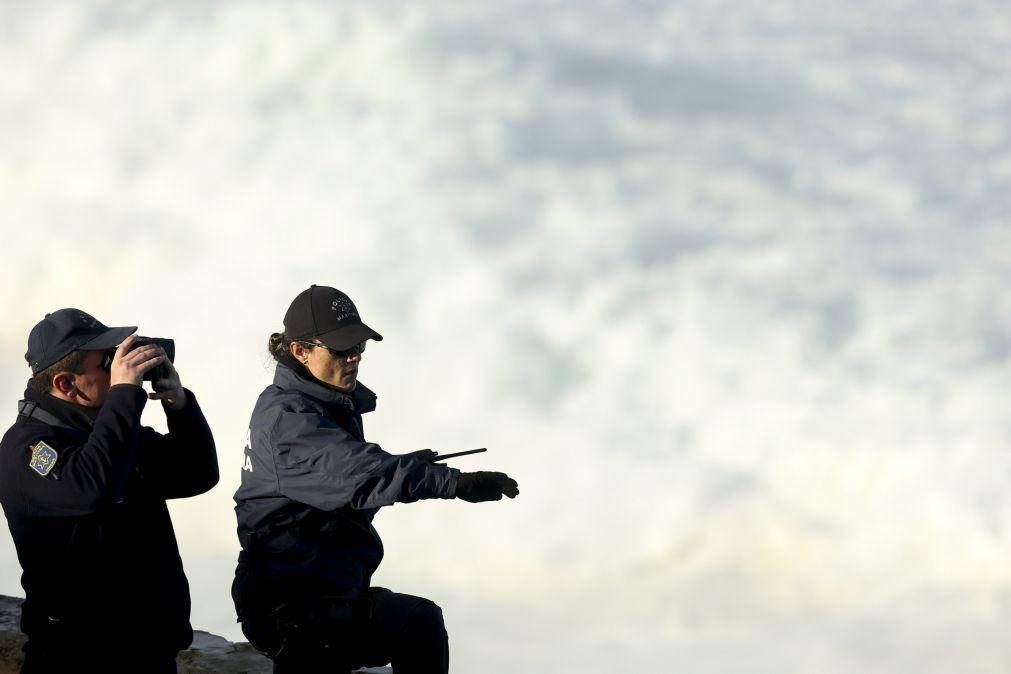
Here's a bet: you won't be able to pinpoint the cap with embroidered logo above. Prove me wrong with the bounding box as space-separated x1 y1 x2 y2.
25 309 136 374
283 285 383 351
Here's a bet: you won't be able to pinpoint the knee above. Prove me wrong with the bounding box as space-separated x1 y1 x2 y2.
408 598 447 638
239 613 283 658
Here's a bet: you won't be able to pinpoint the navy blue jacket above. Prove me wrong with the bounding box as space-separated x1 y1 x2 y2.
233 361 459 606
0 384 219 654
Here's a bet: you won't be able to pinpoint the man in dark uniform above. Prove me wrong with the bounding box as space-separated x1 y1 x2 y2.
0 309 219 673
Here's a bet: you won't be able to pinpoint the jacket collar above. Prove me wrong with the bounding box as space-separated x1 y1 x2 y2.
21 386 99 432
273 360 377 414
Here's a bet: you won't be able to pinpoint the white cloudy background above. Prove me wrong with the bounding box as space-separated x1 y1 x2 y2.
1 1 1010 672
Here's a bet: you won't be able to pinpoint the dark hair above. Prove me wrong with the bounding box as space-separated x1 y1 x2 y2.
268 332 316 362
28 350 90 394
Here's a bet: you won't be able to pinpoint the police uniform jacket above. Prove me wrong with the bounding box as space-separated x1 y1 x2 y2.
233 359 459 610
0 383 218 654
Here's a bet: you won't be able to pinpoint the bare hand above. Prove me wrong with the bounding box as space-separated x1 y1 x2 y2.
109 335 164 387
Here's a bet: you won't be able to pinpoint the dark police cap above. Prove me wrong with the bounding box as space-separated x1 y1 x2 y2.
284 285 383 351
25 309 136 374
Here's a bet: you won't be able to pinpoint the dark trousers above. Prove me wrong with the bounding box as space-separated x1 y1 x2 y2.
239 588 449 674
22 640 178 674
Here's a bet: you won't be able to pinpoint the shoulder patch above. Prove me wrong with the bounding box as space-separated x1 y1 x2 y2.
29 441 58 477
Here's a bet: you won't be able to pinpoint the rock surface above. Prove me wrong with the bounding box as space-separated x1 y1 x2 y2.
0 595 391 673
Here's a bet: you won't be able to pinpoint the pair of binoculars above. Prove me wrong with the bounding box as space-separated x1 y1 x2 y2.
100 337 175 382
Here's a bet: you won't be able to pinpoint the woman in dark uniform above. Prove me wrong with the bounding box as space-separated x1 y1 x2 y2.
231 285 518 673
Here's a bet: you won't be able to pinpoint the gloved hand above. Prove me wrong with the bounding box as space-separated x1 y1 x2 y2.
149 353 187 410
406 449 439 462
456 471 520 503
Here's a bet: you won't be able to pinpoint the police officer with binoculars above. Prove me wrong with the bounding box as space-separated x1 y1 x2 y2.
0 309 219 673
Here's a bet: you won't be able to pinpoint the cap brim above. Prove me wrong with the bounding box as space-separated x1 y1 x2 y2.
316 323 383 351
79 326 137 351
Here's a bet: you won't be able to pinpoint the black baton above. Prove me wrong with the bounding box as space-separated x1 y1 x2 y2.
432 448 488 462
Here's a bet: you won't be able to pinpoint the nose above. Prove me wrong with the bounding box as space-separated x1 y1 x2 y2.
348 351 363 363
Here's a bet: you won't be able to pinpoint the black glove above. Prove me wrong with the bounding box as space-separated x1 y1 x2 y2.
456 471 519 503
406 449 439 462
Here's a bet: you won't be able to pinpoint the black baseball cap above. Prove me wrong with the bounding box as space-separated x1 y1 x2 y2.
283 285 383 351
25 309 136 374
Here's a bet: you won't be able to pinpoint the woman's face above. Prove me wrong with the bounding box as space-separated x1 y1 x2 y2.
293 340 363 392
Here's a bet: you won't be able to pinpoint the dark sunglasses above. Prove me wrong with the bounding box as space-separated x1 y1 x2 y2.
299 340 367 359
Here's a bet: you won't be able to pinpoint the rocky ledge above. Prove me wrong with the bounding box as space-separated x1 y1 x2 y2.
0 595 390 673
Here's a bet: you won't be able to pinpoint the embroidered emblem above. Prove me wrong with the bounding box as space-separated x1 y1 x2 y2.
330 297 358 321
75 311 97 328
29 441 58 477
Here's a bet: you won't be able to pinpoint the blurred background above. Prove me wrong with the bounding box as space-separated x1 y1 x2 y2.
1 2 1009 672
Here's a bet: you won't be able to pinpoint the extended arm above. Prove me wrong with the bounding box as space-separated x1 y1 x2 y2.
269 409 459 511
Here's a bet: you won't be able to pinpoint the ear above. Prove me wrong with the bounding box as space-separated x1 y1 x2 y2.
51 372 77 398
289 341 308 361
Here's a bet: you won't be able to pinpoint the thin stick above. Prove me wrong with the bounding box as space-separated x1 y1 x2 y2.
432 448 488 462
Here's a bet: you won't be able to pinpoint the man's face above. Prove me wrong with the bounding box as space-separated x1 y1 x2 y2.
304 342 364 392
59 350 112 408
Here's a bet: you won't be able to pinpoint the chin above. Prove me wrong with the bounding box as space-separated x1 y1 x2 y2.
332 378 356 393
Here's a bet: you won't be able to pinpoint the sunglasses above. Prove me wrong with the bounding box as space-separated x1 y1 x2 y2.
299 340 367 359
